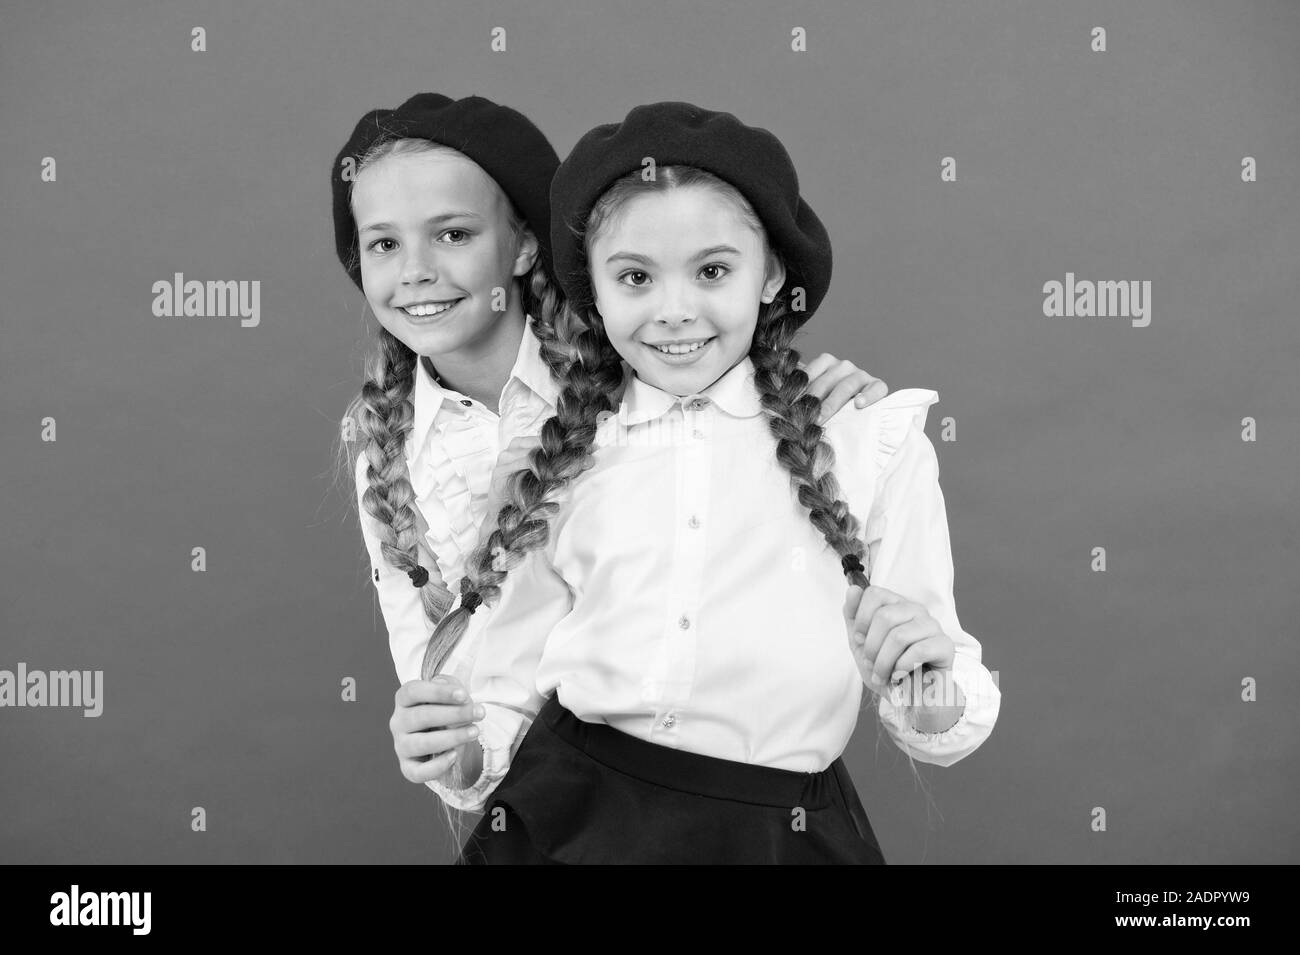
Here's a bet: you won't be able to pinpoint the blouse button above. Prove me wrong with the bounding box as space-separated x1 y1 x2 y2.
460 399 472 407
686 398 707 411
678 615 691 630
661 714 677 728
687 515 701 529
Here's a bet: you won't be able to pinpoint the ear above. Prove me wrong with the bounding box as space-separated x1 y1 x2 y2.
512 226 540 277
759 249 786 303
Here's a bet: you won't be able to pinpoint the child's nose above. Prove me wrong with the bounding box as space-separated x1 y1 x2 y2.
656 282 699 325
399 247 440 284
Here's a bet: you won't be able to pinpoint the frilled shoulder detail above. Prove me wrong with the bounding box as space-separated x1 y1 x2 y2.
821 386 941 515
863 388 940 477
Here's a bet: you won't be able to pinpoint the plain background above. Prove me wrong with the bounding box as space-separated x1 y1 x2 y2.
1 0 1297 863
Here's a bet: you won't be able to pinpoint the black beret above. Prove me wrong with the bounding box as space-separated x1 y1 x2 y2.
549 101 832 328
331 93 559 291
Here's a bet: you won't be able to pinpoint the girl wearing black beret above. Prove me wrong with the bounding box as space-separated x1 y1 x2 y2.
328 94 891 832
427 102 1002 864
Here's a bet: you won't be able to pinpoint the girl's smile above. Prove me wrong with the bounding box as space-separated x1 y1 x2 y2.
396 297 467 322
642 335 717 365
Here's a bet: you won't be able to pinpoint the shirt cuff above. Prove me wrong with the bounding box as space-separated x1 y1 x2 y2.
875 651 1001 767
423 704 526 812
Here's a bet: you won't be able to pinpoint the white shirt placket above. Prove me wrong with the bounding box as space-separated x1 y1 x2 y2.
647 397 712 742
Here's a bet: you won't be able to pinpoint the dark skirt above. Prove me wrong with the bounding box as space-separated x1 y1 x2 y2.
456 694 886 865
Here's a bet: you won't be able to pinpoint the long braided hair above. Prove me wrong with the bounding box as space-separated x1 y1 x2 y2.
425 164 872 677
333 137 576 637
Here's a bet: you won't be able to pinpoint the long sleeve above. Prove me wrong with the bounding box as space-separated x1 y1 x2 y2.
424 539 577 812
356 453 501 809
862 407 1002 767
355 453 438 687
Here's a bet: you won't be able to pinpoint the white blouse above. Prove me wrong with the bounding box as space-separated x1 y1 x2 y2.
430 358 1002 812
354 318 559 689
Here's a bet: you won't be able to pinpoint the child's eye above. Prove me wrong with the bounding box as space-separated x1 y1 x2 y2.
617 270 651 287
440 229 471 243
367 238 398 254
699 263 730 281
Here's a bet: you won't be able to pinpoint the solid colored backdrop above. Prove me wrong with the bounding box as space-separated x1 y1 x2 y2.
1 0 1297 863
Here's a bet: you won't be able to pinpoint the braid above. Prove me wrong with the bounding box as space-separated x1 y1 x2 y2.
345 268 575 671
523 264 580 382
420 302 624 679
750 300 871 589
752 300 950 795
351 328 458 626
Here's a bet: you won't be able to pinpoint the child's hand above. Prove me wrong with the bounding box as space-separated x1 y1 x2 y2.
799 353 888 424
390 675 484 785
843 583 956 696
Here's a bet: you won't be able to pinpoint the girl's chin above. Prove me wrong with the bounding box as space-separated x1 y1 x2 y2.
635 364 722 397
385 317 460 348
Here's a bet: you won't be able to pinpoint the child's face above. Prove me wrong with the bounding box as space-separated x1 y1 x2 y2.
589 186 785 397
351 151 537 358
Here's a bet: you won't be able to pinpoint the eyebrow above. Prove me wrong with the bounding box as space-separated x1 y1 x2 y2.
604 244 744 266
358 212 483 235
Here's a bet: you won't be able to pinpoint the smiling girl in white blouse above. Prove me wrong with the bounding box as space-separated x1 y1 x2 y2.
329 93 890 818
423 102 1003 864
